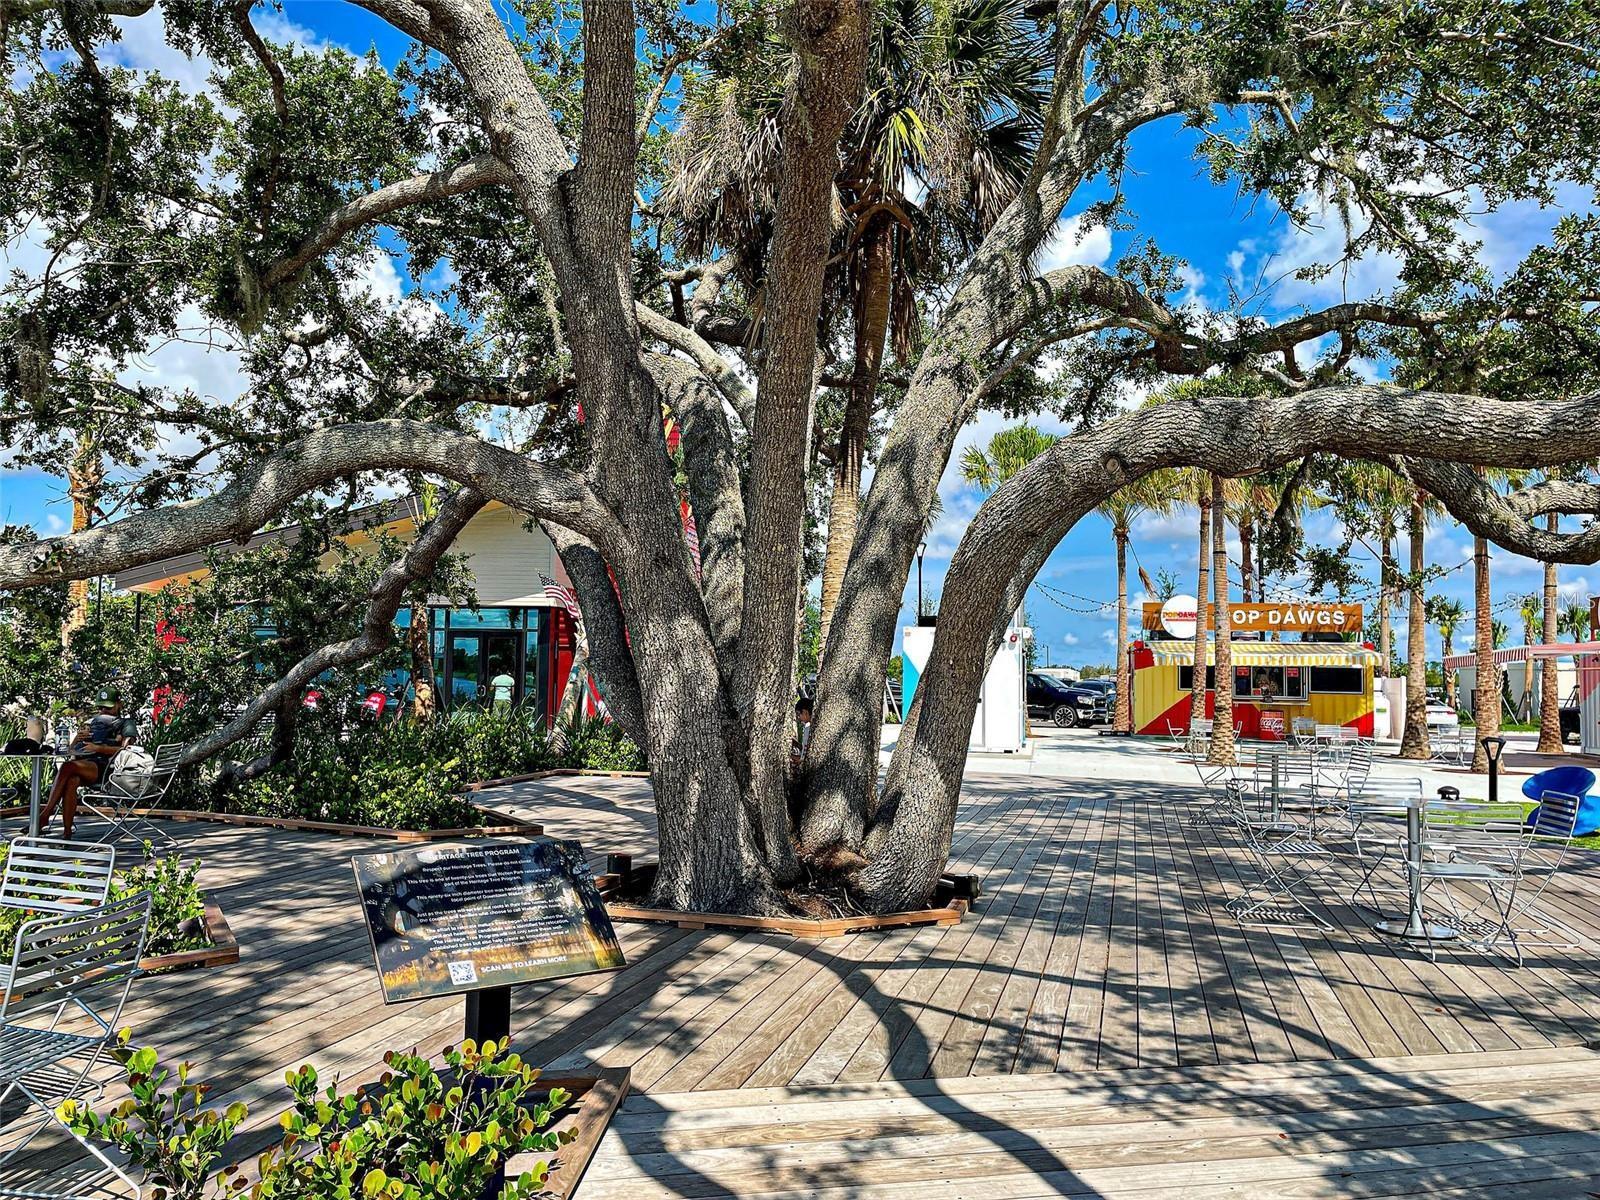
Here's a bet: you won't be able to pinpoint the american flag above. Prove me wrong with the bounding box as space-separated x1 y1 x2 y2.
680 500 701 578
540 573 586 648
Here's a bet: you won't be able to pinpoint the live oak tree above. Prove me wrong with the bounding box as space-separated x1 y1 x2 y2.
4 0 1600 913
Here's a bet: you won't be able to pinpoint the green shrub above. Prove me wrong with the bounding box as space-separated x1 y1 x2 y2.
59 1034 575 1200
0 841 206 962
199 708 644 831
567 719 648 772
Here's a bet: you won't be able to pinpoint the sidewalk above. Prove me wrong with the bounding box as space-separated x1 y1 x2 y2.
882 724 1598 801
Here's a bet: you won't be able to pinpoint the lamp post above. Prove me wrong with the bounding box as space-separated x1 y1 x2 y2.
1481 735 1507 806
916 541 928 623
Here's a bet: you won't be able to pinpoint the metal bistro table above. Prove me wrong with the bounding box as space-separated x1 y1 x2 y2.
3 748 62 839
1360 791 1480 943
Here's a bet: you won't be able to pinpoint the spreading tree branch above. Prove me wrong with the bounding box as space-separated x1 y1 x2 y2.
541 521 648 750
263 154 512 288
635 302 755 426
0 420 613 590
180 487 489 766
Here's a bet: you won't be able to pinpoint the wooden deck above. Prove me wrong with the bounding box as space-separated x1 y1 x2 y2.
9 769 1600 1195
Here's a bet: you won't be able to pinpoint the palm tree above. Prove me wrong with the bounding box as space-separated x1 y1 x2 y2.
1469 469 1529 769
1098 472 1180 733
1398 489 1441 760
1559 599 1592 642
61 427 104 653
1186 472 1213 729
1538 515 1566 752
1516 591 1543 721
1429 596 1466 710
667 0 1051 657
1209 474 1237 765
1226 479 1282 603
958 423 1057 491
1334 462 1408 676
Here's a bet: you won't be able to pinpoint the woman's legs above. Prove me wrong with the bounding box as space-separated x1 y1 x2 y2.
41 760 99 839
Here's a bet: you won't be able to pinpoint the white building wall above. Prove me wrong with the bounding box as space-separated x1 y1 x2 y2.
433 505 556 607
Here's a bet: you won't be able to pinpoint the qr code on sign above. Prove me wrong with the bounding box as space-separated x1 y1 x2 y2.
447 960 478 986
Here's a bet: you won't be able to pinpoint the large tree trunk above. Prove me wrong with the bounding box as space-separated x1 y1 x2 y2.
1399 495 1431 759
1471 528 1498 773
1378 532 1393 675
799 139 1110 852
1188 494 1212 728
1208 476 1235 764
818 216 893 657
1538 512 1565 753
730 0 867 884
1239 515 1256 604
1114 530 1131 733
61 432 103 653
408 605 438 720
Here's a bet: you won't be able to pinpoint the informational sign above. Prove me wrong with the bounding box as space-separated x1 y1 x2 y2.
1145 600 1362 634
1159 595 1199 640
352 839 624 1005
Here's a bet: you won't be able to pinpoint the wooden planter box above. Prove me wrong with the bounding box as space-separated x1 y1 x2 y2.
530 1067 631 1198
596 859 974 939
98 805 543 843
139 900 240 974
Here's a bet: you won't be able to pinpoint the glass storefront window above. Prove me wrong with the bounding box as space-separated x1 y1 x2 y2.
1235 664 1310 701
450 636 483 704
444 608 521 629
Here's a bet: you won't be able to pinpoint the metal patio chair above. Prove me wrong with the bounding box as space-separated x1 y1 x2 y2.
0 837 117 994
0 890 152 1199
1430 726 1472 766
1221 777 1336 930
1419 790 1586 962
1181 733 1246 826
78 741 187 848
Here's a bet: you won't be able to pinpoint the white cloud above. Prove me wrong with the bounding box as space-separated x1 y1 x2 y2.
1036 214 1112 273
102 5 331 95
1061 632 1081 646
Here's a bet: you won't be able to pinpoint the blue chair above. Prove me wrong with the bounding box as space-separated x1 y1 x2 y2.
1524 766 1599 835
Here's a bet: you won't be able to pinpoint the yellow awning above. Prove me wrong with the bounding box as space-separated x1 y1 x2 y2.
1143 641 1378 667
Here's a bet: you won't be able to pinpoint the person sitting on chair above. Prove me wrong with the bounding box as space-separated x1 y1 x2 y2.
40 689 129 840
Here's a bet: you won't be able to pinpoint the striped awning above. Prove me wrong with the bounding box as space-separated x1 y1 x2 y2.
1143 641 1379 667
1442 641 1600 670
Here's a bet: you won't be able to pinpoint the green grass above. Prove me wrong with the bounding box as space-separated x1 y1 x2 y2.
1428 799 1600 849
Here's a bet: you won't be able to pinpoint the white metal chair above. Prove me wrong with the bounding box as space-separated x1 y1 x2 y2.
78 741 186 848
1430 725 1471 766
0 837 117 915
1222 777 1336 930
0 837 117 994
1420 790 1586 962
0 890 152 1199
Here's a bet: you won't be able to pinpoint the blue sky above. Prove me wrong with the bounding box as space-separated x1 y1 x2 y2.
2 3 1594 668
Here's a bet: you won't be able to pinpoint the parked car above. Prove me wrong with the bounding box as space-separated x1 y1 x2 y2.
1424 701 1461 729
1026 673 1110 728
1561 703 1582 745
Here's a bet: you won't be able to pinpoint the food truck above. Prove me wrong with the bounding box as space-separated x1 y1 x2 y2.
1129 598 1377 739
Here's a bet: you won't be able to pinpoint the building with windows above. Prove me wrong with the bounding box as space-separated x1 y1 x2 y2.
113 498 580 719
